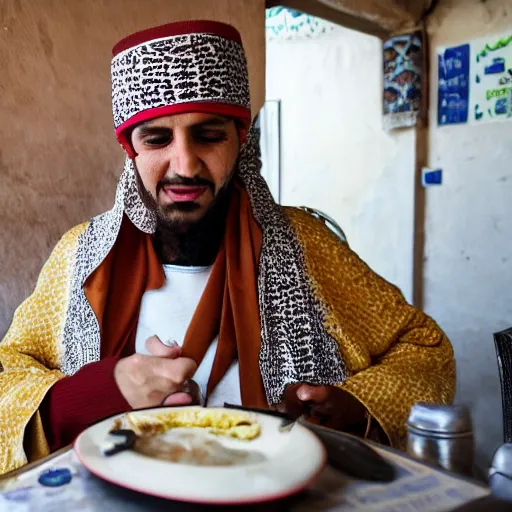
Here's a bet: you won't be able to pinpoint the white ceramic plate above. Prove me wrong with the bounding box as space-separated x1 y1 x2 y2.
74 406 326 505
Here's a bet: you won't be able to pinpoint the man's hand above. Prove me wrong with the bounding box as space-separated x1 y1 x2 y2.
114 336 197 409
274 383 365 430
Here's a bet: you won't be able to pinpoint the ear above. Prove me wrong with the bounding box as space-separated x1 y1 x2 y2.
117 131 138 158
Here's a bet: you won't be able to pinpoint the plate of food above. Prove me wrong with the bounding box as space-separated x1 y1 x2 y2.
74 406 326 504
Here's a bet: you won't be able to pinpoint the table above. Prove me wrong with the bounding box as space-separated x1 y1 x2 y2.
0 441 506 511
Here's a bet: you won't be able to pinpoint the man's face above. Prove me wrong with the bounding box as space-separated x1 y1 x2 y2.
131 113 240 229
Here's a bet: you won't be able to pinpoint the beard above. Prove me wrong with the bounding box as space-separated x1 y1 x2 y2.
134 163 237 266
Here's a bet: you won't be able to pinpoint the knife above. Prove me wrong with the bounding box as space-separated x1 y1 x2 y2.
224 403 395 482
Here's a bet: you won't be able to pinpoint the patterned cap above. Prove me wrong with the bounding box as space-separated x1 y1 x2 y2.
111 20 252 157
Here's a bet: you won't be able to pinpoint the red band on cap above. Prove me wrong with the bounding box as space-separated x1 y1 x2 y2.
113 20 242 56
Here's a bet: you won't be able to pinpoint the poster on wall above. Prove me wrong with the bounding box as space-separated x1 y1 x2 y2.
383 31 424 130
438 44 470 125
265 7 333 41
470 33 512 124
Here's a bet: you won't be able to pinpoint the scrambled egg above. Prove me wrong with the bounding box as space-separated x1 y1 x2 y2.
113 409 261 440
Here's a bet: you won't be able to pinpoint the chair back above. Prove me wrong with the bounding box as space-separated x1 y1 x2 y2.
494 328 512 443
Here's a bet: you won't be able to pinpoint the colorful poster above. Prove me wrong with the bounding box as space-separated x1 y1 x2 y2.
470 33 512 123
265 7 333 41
438 44 470 125
383 31 424 130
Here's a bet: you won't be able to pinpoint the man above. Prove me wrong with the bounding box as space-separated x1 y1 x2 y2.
0 20 455 474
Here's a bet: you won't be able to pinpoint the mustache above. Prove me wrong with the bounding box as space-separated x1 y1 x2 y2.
156 176 215 196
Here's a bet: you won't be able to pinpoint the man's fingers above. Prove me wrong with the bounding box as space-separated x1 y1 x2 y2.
154 357 198 384
273 384 335 419
271 383 309 418
145 335 181 358
296 384 331 404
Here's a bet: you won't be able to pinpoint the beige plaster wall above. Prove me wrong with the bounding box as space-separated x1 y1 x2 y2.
0 0 265 337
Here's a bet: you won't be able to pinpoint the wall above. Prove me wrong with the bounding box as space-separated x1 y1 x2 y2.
426 0 512 470
266 25 415 302
0 0 265 338
267 1 512 470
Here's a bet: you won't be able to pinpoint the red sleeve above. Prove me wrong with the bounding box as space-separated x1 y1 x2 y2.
40 357 132 451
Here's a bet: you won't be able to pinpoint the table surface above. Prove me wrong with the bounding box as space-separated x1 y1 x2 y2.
0 438 507 511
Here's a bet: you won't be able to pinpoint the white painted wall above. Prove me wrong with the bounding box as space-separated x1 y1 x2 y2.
426 0 512 470
266 25 415 303
267 0 512 472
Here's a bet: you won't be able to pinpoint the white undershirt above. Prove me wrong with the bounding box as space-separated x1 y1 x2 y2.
134 264 241 407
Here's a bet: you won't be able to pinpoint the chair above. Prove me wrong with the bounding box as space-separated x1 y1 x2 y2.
489 328 512 500
494 328 512 443
299 207 348 245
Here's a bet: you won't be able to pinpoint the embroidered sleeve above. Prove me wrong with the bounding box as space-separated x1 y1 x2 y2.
285 207 456 449
0 223 87 473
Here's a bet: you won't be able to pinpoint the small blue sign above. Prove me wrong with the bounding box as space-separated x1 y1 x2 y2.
438 44 470 125
422 168 443 186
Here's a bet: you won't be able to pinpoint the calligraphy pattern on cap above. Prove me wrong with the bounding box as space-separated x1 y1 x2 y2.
111 33 250 131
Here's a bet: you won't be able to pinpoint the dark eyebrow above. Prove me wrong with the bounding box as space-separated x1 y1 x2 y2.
191 116 231 129
133 125 171 138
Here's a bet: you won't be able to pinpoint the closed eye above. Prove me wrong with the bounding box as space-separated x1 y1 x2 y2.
143 135 172 147
193 129 228 144
133 127 172 148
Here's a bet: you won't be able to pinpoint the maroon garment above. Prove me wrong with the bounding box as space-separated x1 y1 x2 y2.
39 357 131 451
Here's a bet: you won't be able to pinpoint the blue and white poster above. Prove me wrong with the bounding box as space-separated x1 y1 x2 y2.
383 32 424 130
438 44 470 126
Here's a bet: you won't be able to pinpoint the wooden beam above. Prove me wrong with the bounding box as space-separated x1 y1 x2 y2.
412 124 428 310
267 0 433 38
412 24 430 311
267 0 389 38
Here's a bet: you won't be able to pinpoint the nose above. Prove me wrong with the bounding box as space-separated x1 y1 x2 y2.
170 133 202 178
